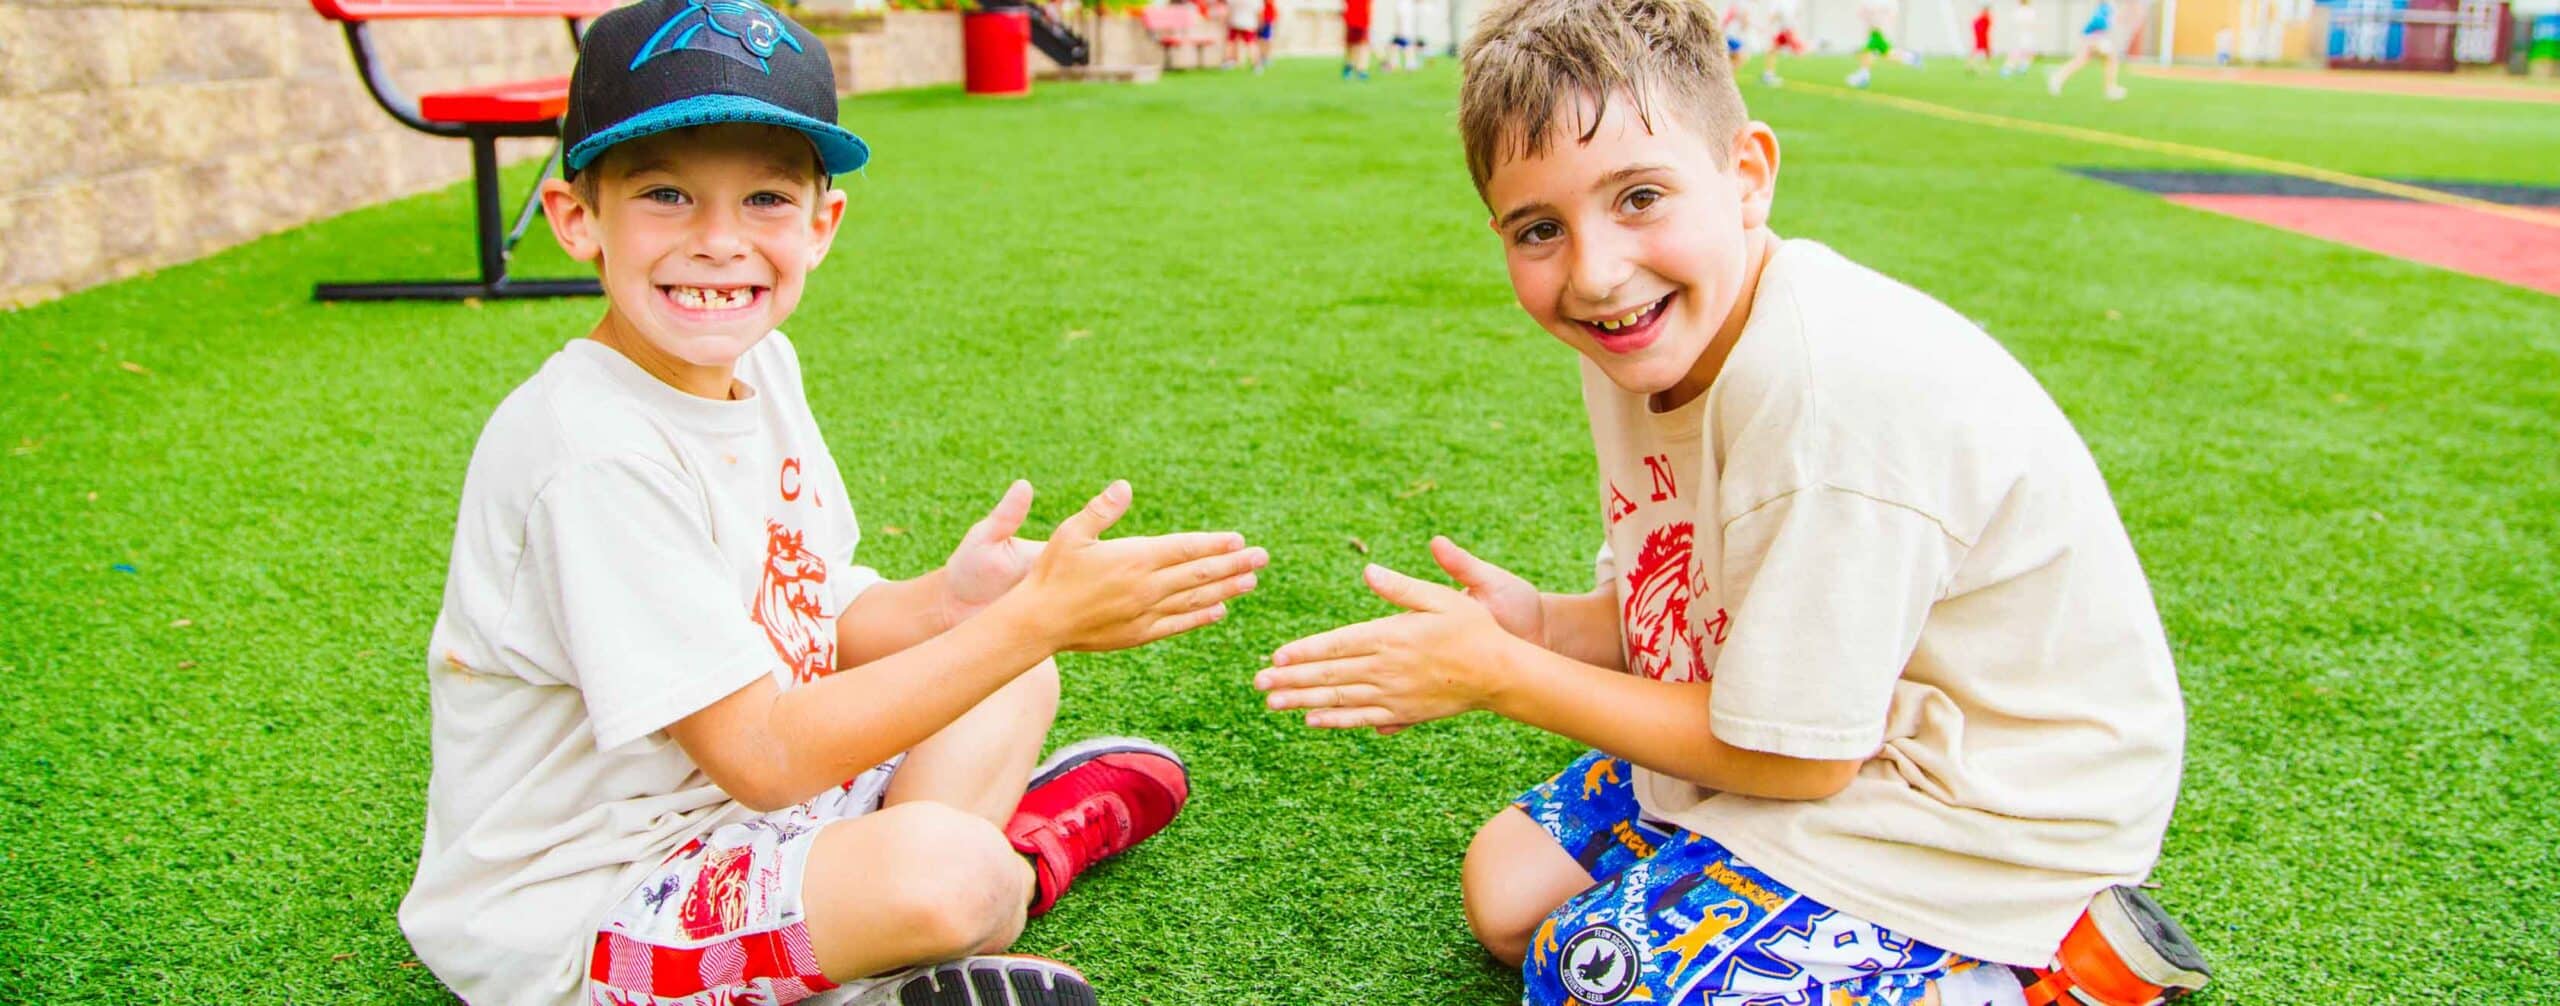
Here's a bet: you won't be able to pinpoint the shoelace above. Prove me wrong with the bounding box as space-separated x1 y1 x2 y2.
1049 790 1131 867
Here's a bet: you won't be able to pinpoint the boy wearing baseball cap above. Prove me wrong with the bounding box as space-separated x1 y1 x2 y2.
397 1 1268 1002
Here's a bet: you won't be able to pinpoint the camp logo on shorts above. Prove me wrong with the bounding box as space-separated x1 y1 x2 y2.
1557 924 1641 1004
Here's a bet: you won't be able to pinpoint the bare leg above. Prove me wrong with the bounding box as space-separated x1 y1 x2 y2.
800 802 1037 981
1461 807 1601 966
884 659 1060 827
2049 44 2090 91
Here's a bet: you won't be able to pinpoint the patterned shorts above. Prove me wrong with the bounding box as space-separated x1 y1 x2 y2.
588 759 901 1006
1515 750 2006 1006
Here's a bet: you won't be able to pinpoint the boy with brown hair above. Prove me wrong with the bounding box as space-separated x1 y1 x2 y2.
1254 0 2210 1002
400 1 1265 1002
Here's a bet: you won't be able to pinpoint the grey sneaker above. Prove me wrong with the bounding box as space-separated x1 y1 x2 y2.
845 955 1096 1006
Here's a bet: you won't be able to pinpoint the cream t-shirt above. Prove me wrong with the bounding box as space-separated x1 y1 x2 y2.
1583 240 2185 966
401 334 880 1004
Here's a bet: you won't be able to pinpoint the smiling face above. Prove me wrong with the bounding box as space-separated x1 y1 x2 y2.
542 123 846 397
1483 92 1778 409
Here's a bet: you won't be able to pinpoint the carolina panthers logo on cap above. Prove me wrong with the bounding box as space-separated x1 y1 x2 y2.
630 0 805 73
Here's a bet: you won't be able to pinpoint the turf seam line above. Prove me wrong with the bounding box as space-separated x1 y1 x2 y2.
1788 82 2560 230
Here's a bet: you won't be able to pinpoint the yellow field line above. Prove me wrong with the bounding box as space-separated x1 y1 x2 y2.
1788 81 2560 229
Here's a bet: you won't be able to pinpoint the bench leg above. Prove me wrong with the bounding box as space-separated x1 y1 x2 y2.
504 142 562 259
311 278 602 301
313 129 599 302
470 131 508 287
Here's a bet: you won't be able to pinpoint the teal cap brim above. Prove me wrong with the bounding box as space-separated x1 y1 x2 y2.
564 93 869 175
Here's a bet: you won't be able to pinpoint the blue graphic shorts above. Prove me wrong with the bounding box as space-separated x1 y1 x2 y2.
1514 750 1992 1006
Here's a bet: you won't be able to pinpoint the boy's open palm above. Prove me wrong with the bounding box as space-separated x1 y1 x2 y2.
1428 536 1545 648
941 480 1045 626
1010 481 1267 652
1256 559 1518 731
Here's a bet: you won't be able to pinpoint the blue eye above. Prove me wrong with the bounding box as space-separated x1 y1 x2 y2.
746 191 790 209
643 187 687 206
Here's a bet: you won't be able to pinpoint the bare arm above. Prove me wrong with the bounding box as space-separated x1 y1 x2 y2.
670 597 1058 810
831 568 962 670
1480 634 1858 801
1259 562 1857 802
675 482 1265 811
833 480 1048 669
1421 537 1625 671
1535 586 1626 672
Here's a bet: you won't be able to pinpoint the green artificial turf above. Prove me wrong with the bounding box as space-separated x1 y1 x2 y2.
3 56 2555 1002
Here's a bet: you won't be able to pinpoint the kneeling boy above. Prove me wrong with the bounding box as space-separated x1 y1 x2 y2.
1257 0 2207 1002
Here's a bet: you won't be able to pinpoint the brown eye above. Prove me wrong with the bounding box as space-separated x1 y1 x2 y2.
1621 188 1662 213
1518 221 1562 245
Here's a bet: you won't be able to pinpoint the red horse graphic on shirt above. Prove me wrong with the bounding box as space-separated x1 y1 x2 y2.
1622 522 1707 683
752 521 836 684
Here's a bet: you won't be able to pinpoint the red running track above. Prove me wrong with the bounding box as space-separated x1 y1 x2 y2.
2166 194 2560 296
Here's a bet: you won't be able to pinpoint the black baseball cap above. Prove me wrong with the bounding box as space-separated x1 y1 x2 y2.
562 0 869 177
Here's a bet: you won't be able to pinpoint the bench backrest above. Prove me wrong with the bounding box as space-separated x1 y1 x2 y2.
1137 3 1198 32
310 0 618 23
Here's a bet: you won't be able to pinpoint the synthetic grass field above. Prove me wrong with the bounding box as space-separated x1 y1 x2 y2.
3 55 2555 1002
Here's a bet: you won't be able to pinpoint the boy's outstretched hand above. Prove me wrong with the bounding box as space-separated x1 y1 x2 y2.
997 481 1268 653
1256 537 1541 732
940 480 1045 628
1422 536 1547 648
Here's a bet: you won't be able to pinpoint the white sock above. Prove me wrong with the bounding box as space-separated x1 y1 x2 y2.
1937 965 2030 1006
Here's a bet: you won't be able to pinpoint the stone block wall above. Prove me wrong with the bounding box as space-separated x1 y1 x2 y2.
0 1 1359 309
0 0 579 307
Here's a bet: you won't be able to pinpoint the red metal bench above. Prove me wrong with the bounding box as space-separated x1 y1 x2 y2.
1138 2 1228 69
309 0 617 301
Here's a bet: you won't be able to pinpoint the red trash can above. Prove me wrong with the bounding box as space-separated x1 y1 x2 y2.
962 9 1031 96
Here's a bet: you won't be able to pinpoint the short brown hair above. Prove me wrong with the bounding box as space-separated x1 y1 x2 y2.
1458 0 1747 196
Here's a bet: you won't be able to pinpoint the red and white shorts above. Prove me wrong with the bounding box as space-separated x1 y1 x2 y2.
588 759 901 1006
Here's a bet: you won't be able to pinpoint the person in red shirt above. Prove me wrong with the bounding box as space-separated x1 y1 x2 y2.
1968 3 1995 71
1343 0 1374 79
1256 0 1279 72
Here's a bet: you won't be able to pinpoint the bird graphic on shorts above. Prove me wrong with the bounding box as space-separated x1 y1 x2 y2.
640 875 681 912
1574 942 1622 986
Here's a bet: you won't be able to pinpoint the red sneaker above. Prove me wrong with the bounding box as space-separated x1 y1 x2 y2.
2014 886 2212 1006
1004 737 1190 916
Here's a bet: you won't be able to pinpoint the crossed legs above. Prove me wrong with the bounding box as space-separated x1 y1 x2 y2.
800 660 1062 981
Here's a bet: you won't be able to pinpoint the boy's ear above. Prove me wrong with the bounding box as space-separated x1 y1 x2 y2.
1731 121 1781 230
541 177 602 264
806 185 849 267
